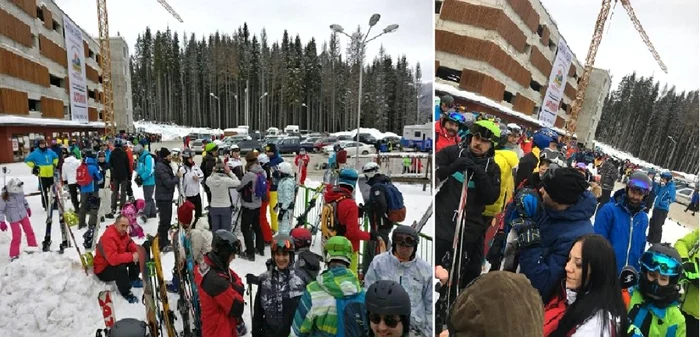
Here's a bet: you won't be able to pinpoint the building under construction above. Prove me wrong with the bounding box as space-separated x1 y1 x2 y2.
435 0 610 144
0 0 131 163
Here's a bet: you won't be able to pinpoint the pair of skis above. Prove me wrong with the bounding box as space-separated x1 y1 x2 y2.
139 236 177 337
41 172 69 252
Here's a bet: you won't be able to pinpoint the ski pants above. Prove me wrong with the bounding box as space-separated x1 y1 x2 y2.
435 235 484 294
142 185 157 218
186 194 203 228
361 225 393 276
269 191 279 233
38 177 54 209
597 189 613 213
111 180 129 212
209 206 232 232
299 168 307 185
156 200 173 248
648 208 668 244
241 207 263 256
67 183 80 211
684 312 699 337
97 262 140 296
79 191 99 229
98 187 111 220
8 216 37 258
277 211 292 236
260 192 273 243
203 185 212 207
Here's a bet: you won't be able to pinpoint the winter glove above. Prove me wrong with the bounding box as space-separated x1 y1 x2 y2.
27 209 31 217
358 203 365 219
245 273 259 285
0 221 6 231
486 230 506 264
450 157 475 174
514 188 541 218
512 217 541 249
31 166 39 176
682 258 699 281
277 208 287 221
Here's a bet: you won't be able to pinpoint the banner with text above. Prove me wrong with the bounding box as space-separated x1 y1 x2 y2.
538 40 573 127
63 15 88 123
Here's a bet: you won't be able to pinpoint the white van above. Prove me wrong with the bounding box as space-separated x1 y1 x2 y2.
266 127 280 136
284 125 300 135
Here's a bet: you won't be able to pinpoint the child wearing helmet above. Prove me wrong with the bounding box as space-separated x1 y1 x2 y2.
648 172 677 244
627 244 686 336
0 179 38 261
275 162 296 236
675 229 699 336
290 227 323 286
366 280 412 337
251 234 305 337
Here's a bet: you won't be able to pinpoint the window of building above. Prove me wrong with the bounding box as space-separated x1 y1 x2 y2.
537 24 544 37
52 20 60 31
88 89 96 100
123 46 127 57
530 79 542 92
435 1 443 14
32 34 38 48
503 91 514 103
98 111 103 120
28 99 41 112
89 49 95 59
436 66 461 83
533 106 540 115
36 7 44 22
548 39 556 52
49 74 63 87
560 102 570 112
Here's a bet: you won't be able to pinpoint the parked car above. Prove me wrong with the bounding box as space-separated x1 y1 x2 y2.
676 187 694 206
191 140 204 154
236 140 263 156
301 137 320 151
322 141 374 156
337 135 354 141
313 137 339 152
356 133 377 145
276 137 304 154
261 136 281 145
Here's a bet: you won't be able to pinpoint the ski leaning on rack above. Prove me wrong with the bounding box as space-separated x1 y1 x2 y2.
151 236 178 337
139 238 160 337
42 172 72 253
411 201 433 233
171 228 196 337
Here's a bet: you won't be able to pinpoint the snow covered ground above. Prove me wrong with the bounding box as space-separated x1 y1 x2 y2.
332 128 401 140
595 141 697 181
133 121 223 142
0 161 431 337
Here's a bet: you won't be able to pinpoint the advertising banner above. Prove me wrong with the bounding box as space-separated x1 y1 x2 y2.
538 40 573 127
63 15 89 122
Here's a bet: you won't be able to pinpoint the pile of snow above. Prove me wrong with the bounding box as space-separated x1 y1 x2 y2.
134 121 223 142
0 115 104 128
595 141 697 181
332 128 400 140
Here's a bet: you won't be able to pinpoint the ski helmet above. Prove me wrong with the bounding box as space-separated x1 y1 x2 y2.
323 236 353 266
443 112 467 128
469 120 501 147
181 148 194 159
533 127 559 150
205 142 218 153
366 280 411 335
638 243 683 307
539 148 566 167
391 225 419 260
133 144 144 155
362 162 380 178
627 171 653 194
337 168 359 189
257 153 270 165
278 162 293 176
97 150 106 158
5 178 24 194
271 234 295 257
290 227 312 249
83 148 96 158
172 148 181 156
109 318 149 337
230 144 240 152
660 172 673 181
212 229 241 261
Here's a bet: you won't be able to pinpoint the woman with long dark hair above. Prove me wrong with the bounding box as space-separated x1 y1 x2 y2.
544 234 628 337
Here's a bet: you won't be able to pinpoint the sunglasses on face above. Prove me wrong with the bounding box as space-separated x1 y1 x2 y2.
641 252 681 276
394 234 417 247
369 313 400 328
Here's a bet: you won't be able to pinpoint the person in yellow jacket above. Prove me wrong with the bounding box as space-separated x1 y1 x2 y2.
675 229 699 336
24 138 59 210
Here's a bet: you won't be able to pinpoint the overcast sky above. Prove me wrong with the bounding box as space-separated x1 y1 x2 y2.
541 0 699 92
54 0 434 81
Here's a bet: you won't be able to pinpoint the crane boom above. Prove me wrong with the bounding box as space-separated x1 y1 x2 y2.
618 0 667 73
156 0 184 23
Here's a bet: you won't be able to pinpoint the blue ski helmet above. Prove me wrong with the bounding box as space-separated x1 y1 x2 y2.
338 168 359 189
533 128 559 150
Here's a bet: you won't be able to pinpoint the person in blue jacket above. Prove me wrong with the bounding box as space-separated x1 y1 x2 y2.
648 171 676 244
511 167 595 302
24 138 59 211
594 171 652 275
135 145 157 218
78 149 103 249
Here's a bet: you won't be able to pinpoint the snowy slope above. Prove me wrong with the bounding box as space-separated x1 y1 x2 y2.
595 141 697 181
134 121 223 142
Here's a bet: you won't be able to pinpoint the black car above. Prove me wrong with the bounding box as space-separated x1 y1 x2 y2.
276 137 303 154
236 140 263 156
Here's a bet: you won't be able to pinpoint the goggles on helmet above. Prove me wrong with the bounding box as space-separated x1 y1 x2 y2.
271 238 293 253
446 112 467 125
640 251 682 277
628 179 651 194
470 123 500 144
394 234 418 247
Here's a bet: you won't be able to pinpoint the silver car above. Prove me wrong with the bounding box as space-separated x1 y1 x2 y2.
676 187 694 206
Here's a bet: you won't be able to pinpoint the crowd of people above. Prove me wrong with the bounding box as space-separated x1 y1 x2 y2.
434 94 698 337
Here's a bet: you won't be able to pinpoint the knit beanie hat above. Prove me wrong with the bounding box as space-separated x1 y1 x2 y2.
245 151 258 163
450 271 543 337
177 200 195 226
159 147 171 158
542 167 589 205
264 143 277 153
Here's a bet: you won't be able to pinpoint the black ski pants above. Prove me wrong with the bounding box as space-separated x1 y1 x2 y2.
67 183 80 211
78 191 99 228
684 312 699 337
96 262 140 296
186 194 203 228
156 200 173 249
111 180 129 212
647 208 668 244
39 177 54 209
241 207 263 256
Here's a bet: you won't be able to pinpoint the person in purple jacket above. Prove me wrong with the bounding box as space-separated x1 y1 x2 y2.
0 178 37 261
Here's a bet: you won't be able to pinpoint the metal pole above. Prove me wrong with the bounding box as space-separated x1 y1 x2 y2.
356 44 363 169
416 94 420 124
218 98 221 129
245 80 249 126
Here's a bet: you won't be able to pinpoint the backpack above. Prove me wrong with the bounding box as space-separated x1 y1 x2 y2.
377 182 406 223
335 292 369 337
320 196 347 247
76 162 93 186
254 172 268 201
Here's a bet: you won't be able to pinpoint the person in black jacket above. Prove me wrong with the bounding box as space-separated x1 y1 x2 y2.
644 169 657 214
107 139 131 218
155 147 182 251
360 161 395 275
514 128 564 188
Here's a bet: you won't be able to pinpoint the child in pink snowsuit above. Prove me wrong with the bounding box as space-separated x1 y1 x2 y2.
121 199 146 238
0 178 37 260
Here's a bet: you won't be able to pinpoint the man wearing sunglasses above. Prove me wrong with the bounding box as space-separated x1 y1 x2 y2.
594 171 652 275
366 280 413 337
364 226 432 337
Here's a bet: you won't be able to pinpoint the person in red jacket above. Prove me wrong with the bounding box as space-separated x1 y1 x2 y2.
434 112 464 152
336 146 348 168
294 148 310 185
93 215 142 303
322 168 375 272
195 230 246 337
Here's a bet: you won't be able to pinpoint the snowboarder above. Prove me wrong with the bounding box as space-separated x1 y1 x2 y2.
154 147 182 251
24 138 58 210
251 234 306 337
93 215 142 303
289 227 322 286
294 149 310 185
61 151 81 211
0 178 37 261
366 280 412 337
179 148 204 226
648 171 676 244
275 162 296 236
364 226 432 336
237 152 266 261
206 160 241 232
194 230 246 337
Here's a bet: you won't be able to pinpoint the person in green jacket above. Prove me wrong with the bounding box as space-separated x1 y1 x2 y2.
675 229 699 336
627 243 686 337
290 236 368 337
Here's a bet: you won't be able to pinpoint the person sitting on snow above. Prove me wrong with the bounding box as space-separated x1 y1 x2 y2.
93 215 142 303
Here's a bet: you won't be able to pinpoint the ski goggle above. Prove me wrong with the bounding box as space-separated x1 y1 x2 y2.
393 234 418 247
369 313 401 328
640 251 682 276
445 112 466 125
469 123 500 144
271 239 293 253
628 179 651 193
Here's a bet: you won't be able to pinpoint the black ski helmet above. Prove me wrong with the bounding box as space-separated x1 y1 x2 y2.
638 243 683 307
366 280 411 335
109 318 149 337
212 230 241 262
391 226 419 260
83 148 96 158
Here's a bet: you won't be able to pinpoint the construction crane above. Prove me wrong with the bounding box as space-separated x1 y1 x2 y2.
96 0 183 138
564 0 666 141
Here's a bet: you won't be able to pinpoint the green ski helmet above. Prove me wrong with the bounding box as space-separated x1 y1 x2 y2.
205 142 218 153
323 236 353 266
469 119 501 147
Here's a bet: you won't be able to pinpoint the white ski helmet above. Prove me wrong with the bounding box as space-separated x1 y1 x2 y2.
278 162 293 176
227 158 243 169
257 153 270 165
5 178 24 194
362 162 380 178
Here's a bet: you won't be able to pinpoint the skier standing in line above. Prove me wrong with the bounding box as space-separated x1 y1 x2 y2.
238 152 266 261
179 148 204 227
648 172 676 244
434 112 464 153
0 179 37 261
200 142 219 208
290 227 323 286
257 153 274 243
61 151 81 212
294 148 310 185
24 138 58 211
206 160 241 232
154 148 182 252
264 143 284 235
514 128 564 188
597 156 619 211
134 145 157 218
95 151 112 223
78 149 103 247
366 280 413 337
108 139 131 218
275 162 296 236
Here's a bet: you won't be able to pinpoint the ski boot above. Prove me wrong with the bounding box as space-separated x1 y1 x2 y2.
42 238 51 252
58 241 68 254
83 227 95 249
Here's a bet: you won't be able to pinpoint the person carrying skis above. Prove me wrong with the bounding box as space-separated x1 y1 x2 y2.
290 236 368 337
290 227 323 286
264 143 284 234
194 230 246 337
675 229 699 336
61 151 81 212
155 147 182 252
294 148 310 185
648 171 676 244
0 179 37 261
275 162 296 236
78 149 104 248
24 138 58 211
134 145 157 219
251 234 306 337
206 160 241 232
366 280 413 337
364 226 432 336
237 152 266 261
179 148 204 226
96 151 112 223
93 215 142 303
594 171 652 275
108 139 131 217
434 112 464 153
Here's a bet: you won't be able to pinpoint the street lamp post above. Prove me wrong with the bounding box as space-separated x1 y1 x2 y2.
331 15 398 168
259 92 268 130
209 93 220 129
302 103 310 130
667 136 677 169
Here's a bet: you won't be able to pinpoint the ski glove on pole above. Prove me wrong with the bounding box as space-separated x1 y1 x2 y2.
512 217 541 249
450 157 475 175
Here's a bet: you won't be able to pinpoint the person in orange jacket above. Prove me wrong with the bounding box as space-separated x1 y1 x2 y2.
434 112 463 153
294 148 310 185
93 215 142 303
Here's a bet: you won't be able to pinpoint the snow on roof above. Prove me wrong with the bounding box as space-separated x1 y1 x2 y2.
434 82 568 135
595 141 697 180
332 128 400 140
0 115 104 128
